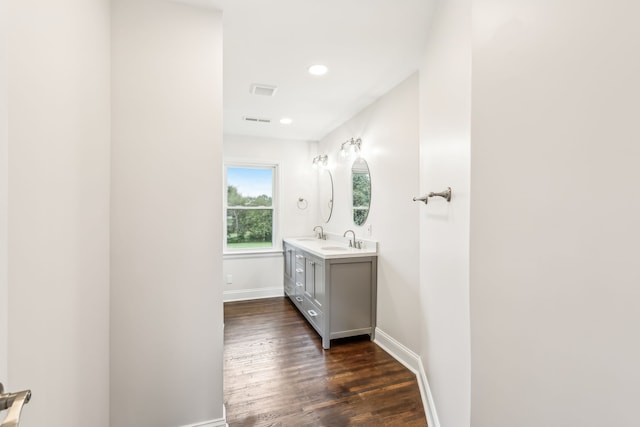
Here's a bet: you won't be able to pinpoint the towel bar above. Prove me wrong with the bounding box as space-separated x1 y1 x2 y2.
413 187 452 204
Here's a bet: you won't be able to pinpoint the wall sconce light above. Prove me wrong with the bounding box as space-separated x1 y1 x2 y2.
339 138 362 159
312 154 328 168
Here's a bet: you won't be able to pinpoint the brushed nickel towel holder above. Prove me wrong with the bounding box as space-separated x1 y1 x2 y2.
413 187 452 205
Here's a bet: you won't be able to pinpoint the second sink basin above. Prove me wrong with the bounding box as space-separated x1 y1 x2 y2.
320 246 349 251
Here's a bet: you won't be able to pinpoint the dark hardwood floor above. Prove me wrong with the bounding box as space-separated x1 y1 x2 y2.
224 297 427 427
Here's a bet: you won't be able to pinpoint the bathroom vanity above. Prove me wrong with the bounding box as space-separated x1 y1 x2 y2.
283 237 378 349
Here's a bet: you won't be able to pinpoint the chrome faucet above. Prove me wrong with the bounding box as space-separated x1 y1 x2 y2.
343 229 361 248
313 225 326 240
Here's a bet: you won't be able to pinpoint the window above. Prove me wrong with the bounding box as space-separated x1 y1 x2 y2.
224 164 277 251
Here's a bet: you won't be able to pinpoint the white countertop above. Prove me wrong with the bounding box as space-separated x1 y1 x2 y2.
283 236 377 259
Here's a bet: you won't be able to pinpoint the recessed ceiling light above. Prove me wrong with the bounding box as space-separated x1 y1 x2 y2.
308 64 328 76
280 117 293 125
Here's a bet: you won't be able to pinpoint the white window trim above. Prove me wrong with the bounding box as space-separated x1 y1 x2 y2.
223 159 282 255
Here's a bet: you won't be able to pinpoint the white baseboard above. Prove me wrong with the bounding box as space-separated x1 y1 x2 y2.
374 327 421 372
179 417 227 427
223 287 283 302
374 327 440 427
416 360 440 427
179 405 227 427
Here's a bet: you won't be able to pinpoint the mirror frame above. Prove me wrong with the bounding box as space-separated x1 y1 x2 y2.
319 168 334 223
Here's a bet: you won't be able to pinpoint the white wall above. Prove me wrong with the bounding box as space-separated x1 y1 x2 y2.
318 74 422 354
6 1 111 426
111 1 224 426
470 1 640 426
223 134 318 301
0 0 7 393
417 0 471 426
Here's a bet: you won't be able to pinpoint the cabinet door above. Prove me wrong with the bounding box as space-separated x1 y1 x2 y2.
283 244 294 281
305 257 324 308
313 261 324 308
304 258 315 299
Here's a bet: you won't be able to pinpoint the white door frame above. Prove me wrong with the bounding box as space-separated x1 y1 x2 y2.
0 0 9 387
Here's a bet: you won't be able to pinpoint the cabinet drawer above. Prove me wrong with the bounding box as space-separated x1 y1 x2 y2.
292 294 304 310
304 293 322 317
303 298 324 335
295 251 305 268
294 280 304 297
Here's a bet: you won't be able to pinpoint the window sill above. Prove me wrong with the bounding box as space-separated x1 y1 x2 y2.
223 249 284 260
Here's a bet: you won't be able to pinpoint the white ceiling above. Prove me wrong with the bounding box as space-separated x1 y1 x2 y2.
196 0 433 141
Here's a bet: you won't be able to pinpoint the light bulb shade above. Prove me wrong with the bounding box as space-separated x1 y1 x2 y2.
312 154 329 168
339 138 362 160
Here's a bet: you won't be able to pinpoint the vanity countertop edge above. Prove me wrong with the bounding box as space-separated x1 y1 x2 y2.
283 236 377 259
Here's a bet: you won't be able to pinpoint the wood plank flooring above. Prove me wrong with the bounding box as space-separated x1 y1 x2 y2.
224 297 427 427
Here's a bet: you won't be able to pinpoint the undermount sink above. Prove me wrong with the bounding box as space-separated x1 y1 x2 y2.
296 238 317 242
320 246 349 251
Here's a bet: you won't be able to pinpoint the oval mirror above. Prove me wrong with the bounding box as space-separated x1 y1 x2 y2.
319 169 334 223
351 158 371 226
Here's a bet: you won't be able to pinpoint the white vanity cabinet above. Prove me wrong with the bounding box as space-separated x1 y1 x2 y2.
283 239 377 349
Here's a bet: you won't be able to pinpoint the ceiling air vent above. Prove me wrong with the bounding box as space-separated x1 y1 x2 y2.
250 83 278 97
242 116 271 124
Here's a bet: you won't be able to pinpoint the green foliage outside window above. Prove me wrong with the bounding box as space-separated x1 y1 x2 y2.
226 184 273 249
